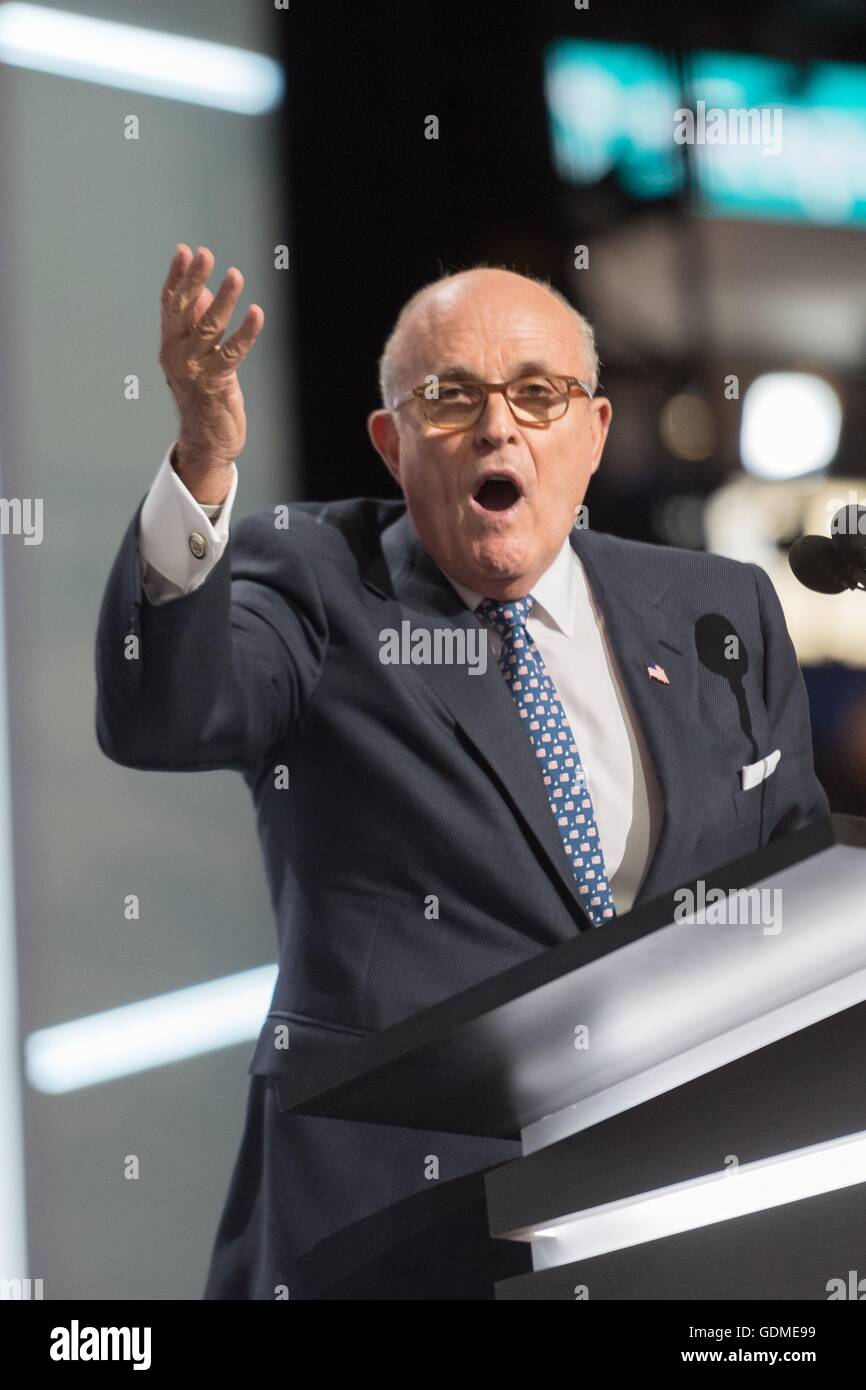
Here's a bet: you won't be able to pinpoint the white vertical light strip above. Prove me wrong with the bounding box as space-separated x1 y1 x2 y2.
0 476 27 1280
0 4 285 114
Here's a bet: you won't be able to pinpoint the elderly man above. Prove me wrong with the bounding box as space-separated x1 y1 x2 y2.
95 250 829 1299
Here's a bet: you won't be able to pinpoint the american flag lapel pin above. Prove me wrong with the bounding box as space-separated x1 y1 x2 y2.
647 662 670 685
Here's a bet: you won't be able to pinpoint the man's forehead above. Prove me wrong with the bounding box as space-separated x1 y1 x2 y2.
403 283 581 372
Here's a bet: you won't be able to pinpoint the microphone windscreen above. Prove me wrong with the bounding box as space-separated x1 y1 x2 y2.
788 535 848 593
830 505 866 568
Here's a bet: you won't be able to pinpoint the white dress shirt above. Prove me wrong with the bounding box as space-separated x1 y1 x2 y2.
138 445 237 603
138 444 662 912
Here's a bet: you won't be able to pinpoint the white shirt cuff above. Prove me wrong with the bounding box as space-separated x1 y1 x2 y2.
139 444 238 597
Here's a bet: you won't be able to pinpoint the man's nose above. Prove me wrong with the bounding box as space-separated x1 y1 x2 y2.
473 389 518 447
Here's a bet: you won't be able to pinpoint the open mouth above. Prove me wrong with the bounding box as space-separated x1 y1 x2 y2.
472 476 523 513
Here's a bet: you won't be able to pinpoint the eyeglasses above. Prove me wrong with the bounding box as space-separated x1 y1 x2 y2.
391 374 596 430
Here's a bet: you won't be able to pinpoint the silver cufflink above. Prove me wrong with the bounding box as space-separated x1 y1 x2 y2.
188 531 208 559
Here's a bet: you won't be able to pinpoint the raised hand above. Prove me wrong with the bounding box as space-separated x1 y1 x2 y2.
158 244 264 503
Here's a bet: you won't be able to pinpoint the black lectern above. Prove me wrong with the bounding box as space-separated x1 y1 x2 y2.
275 814 866 1299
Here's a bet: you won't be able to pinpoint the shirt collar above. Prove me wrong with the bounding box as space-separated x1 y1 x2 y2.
441 533 579 638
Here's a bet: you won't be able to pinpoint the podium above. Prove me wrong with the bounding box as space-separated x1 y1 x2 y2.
274 814 866 1299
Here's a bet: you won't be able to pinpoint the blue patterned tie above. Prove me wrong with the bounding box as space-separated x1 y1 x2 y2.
477 595 616 927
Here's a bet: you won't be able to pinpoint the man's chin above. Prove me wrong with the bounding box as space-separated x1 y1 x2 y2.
470 534 534 584
412 510 539 591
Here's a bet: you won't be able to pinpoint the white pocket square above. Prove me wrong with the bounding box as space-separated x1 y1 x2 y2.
740 748 781 790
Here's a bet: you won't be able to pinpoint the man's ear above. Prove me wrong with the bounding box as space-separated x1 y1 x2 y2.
367 409 402 486
588 396 612 475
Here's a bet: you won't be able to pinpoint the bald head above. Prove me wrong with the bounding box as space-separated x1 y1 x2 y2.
378 267 599 411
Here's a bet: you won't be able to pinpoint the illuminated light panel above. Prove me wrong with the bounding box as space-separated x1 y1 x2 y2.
25 964 278 1093
529 1129 866 1269
0 4 285 114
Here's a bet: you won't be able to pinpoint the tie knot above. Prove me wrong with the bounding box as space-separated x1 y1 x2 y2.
476 594 535 641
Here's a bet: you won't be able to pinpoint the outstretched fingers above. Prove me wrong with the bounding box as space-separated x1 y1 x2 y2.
212 304 265 375
188 267 245 357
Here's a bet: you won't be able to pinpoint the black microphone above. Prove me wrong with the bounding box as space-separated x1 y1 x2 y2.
694 613 758 763
788 535 850 593
789 505 866 594
830 504 866 569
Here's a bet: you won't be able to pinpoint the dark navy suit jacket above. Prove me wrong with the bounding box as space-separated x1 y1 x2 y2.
94 495 829 1298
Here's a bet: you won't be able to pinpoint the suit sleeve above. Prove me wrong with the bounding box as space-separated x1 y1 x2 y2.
749 561 831 838
94 499 328 774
